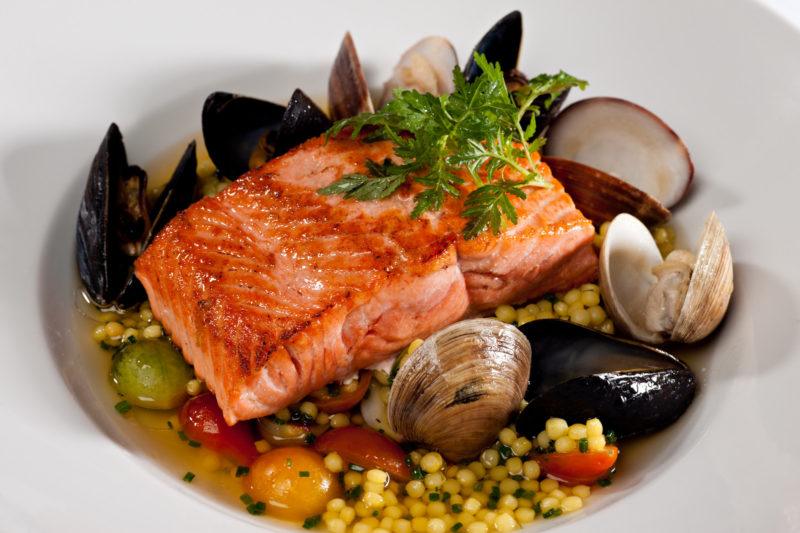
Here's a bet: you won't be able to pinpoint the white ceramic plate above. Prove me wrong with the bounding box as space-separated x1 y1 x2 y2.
2 0 800 531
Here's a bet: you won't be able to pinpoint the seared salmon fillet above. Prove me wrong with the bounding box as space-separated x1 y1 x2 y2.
135 136 595 424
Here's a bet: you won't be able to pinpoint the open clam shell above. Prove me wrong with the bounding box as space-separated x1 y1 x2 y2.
600 212 733 344
516 320 696 439
387 319 531 462
543 156 671 226
380 36 458 107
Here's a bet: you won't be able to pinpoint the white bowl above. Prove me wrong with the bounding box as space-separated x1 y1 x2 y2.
2 0 800 531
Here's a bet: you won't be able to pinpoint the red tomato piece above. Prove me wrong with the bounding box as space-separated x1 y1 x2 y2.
179 393 260 466
536 445 619 486
314 426 410 481
313 370 372 414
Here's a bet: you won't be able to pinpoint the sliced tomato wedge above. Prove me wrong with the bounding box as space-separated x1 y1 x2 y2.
313 370 372 414
536 445 619 486
179 393 260 466
314 426 410 481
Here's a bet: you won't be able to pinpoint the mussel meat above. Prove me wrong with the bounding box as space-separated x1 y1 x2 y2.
328 32 374 120
600 212 734 344
516 319 697 440
387 319 531 462
544 97 695 209
77 125 199 308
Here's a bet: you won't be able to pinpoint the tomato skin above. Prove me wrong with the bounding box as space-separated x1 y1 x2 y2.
179 393 259 466
536 445 619 486
314 426 410 481
314 370 372 414
246 447 341 521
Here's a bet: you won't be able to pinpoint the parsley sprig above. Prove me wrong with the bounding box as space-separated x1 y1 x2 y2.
320 52 587 238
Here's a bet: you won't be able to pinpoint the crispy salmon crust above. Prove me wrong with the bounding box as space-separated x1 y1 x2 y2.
135 136 596 423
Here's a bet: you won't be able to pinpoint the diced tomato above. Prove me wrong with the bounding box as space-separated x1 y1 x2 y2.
314 426 410 481
313 370 372 414
535 445 619 486
179 393 260 466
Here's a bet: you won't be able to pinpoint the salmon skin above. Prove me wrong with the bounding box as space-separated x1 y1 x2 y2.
135 135 596 424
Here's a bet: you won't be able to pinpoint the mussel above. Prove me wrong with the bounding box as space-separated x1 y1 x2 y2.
516 319 697 440
388 319 531 462
463 11 571 139
274 89 332 157
76 124 198 308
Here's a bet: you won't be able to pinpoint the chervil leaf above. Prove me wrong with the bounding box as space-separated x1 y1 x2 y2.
318 158 410 201
462 181 528 239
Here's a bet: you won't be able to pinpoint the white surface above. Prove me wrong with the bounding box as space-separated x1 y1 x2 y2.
2 1 800 532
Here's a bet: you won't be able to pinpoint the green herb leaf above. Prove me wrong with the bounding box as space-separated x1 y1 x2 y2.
299 470 311 478
188 440 201 448
240 494 254 505
598 477 613 487
451 504 463 514
345 485 363 500
605 430 618 444
579 438 589 453
429 492 440 502
451 523 463 532
247 501 266 515
543 507 563 519
324 52 587 238
182 471 195 483
114 400 132 414
303 515 322 529
411 465 424 480
235 466 250 477
177 430 188 441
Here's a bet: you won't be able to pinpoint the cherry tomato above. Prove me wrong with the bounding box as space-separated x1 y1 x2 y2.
314 426 410 481
312 370 372 414
179 393 259 466
245 447 342 521
536 445 619 486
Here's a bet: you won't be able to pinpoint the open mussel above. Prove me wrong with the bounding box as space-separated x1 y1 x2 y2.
274 89 332 157
516 319 696 440
76 124 198 309
388 319 531 462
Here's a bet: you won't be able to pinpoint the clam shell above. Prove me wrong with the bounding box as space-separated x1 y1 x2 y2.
387 319 531 462
543 156 671 226
671 212 734 343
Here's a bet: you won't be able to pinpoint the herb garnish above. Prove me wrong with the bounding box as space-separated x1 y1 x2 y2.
114 400 132 414
303 515 322 529
320 52 586 239
182 471 195 483
235 466 250 477
299 470 311 478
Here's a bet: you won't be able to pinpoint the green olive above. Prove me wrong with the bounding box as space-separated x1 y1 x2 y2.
111 339 193 409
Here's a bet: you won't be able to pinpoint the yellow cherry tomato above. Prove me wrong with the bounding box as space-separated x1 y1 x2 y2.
245 446 342 521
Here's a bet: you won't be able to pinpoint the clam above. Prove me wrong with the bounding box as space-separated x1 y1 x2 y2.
543 156 671 225
516 319 697 439
328 32 374 120
379 36 458 107
600 212 733 344
76 124 198 308
387 319 531 462
544 97 695 208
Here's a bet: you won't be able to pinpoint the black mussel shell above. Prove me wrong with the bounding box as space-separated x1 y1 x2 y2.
328 32 374 121
516 319 696 439
147 141 198 239
77 123 149 307
202 91 285 179
529 88 570 138
464 11 522 82
274 89 332 157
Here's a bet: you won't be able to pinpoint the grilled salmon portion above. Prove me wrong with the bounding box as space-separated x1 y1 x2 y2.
135 136 595 424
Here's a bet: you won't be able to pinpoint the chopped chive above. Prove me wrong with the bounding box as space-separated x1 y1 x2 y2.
247 501 266 515
125 336 136 344
579 438 589 453
498 444 513 460
235 466 250 477
442 492 451 502
345 485 363 500
177 430 188 441
304 433 317 445
473 482 484 492
411 466 424 480
303 515 322 529
240 494 254 505
605 430 618 444
100 341 112 351
451 523 463 532
598 477 612 487
543 508 562 519
533 502 542 515
451 504 463 514
166 420 173 429
372 510 379 517
286 458 293 467
510 474 524 481
188 440 201 448
428 493 440 502
182 471 195 482
513 488 526 498
299 470 310 478
114 400 132 414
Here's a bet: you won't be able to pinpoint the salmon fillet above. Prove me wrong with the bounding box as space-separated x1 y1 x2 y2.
135 136 596 424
